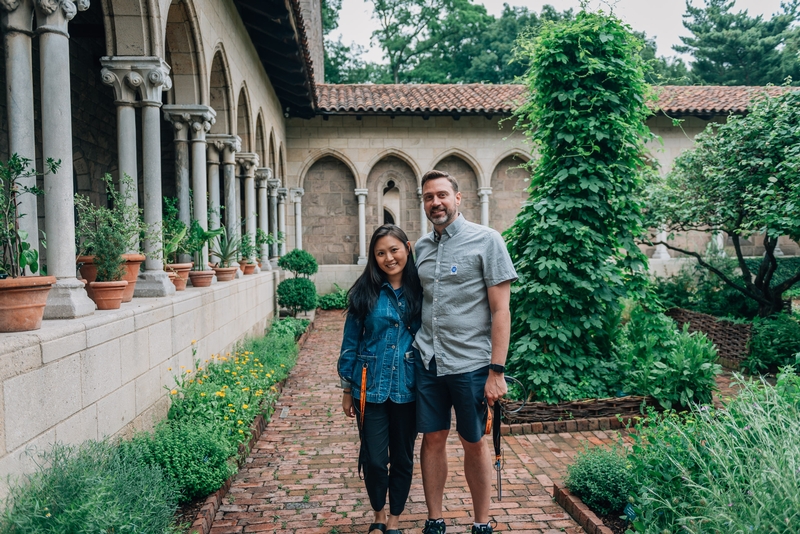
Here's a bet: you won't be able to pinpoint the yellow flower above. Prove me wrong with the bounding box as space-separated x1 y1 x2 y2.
238 429 244 434
46 513 51 518
224 369 231 373
222 385 229 389
228 404 234 407
280 364 285 368
168 367 172 371
198 380 203 385
237 420 243 425
215 391 225 397
191 339 197 344
242 387 250 392
170 389 177 395
197 367 203 371
230 409 235 413
200 392 206 397
242 404 249 409
224 416 229 420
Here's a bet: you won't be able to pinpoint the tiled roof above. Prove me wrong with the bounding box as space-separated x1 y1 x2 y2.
316 84 527 115
316 83 793 116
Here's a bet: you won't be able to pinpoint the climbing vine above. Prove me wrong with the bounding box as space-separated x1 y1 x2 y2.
505 10 653 402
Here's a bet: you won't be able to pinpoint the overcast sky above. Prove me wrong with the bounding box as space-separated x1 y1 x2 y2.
331 0 790 65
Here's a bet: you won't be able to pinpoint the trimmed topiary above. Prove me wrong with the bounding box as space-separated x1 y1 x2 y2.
277 277 318 316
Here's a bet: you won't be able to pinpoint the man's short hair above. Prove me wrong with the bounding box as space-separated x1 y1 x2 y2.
421 170 459 193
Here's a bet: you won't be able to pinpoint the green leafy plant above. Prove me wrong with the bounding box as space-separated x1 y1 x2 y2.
125 419 236 504
209 226 240 268
277 249 318 277
255 228 281 249
162 197 189 265
185 220 223 271
0 440 179 533
318 283 349 310
239 231 257 263
270 317 311 339
743 314 800 374
646 88 800 317
277 277 318 316
0 154 56 278
565 446 632 516
505 10 652 402
614 303 720 410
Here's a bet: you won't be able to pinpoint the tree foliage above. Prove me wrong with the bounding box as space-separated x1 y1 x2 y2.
675 0 800 85
646 88 800 317
505 11 652 403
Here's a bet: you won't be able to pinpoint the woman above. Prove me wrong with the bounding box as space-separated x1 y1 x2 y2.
337 224 422 534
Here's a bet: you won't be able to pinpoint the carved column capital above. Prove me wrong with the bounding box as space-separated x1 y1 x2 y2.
207 134 241 162
354 188 369 198
35 0 88 35
268 178 281 194
162 104 216 138
100 56 172 105
235 152 259 176
255 167 273 187
277 187 288 201
290 188 304 203
478 187 493 198
1 0 34 34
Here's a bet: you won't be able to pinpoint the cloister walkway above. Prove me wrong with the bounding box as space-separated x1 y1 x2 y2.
208 310 623 534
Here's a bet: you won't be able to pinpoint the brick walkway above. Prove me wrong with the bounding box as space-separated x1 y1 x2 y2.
209 310 626 534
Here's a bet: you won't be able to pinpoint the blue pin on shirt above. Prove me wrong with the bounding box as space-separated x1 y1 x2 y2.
450 265 457 275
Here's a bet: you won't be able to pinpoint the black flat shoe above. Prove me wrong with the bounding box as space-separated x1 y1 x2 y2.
386 530 403 534
368 523 387 534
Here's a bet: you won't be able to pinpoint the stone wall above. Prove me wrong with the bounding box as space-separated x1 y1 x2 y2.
0 272 280 499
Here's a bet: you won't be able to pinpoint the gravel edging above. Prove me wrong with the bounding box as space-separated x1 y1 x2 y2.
553 482 614 534
187 320 315 534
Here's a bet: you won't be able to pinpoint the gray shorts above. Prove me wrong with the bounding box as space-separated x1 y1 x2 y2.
415 355 489 443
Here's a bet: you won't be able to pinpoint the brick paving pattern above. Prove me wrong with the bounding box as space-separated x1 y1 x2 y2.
210 310 630 534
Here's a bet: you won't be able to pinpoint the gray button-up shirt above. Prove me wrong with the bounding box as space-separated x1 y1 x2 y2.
413 214 517 376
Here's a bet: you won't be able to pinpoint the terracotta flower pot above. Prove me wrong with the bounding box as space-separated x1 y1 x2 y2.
88 280 128 310
188 270 214 288
240 261 256 275
213 266 237 282
121 253 145 302
165 262 193 291
78 254 142 303
0 275 57 332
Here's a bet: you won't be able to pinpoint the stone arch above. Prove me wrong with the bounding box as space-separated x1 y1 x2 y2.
490 153 532 233
366 157 420 239
164 0 206 105
101 0 159 57
431 148 485 187
255 112 267 164
363 149 421 188
302 156 359 265
432 155 480 225
298 148 360 190
208 45 234 134
236 84 252 152
268 129 276 171
279 143 286 182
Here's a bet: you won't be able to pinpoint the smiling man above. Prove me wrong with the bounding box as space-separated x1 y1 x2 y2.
413 169 518 534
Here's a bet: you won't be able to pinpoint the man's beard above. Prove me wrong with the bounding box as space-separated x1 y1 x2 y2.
428 206 455 226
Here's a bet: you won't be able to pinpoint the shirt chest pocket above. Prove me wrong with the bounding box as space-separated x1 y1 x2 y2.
443 254 480 283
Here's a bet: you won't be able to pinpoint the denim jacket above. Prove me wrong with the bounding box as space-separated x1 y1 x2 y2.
337 283 420 404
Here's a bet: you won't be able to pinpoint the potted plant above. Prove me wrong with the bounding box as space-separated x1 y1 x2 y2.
185 220 222 288
0 155 57 332
238 231 257 275
75 174 144 303
74 178 131 310
209 227 239 282
162 198 191 291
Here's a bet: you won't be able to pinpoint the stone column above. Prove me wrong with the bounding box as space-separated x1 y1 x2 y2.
183 107 215 271
206 140 221 231
256 167 272 270
418 187 428 239
236 153 259 270
268 178 281 264
478 187 492 227
36 0 94 319
290 188 304 250
2 0 38 269
278 188 288 256
210 135 241 243
355 188 368 265
134 58 175 297
652 230 671 260
162 106 199 230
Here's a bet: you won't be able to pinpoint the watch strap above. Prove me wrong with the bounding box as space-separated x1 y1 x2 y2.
488 363 505 373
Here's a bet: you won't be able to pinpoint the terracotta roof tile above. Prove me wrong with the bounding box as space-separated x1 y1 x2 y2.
316 84 794 116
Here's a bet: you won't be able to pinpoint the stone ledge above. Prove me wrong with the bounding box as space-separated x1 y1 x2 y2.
501 415 636 435
553 482 614 534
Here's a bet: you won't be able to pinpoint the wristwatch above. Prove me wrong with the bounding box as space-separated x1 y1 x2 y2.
488 363 505 374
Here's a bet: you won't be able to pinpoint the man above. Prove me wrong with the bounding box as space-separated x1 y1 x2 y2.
413 170 517 534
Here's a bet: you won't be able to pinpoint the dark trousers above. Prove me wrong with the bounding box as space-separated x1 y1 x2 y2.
355 400 417 516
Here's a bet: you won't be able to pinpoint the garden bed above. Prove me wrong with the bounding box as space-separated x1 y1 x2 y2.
184 321 314 534
554 482 618 534
665 307 750 370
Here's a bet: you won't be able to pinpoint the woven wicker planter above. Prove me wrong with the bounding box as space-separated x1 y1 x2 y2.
501 395 658 424
666 307 752 370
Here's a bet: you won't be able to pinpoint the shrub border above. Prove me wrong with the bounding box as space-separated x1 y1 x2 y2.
188 321 315 534
500 415 638 436
553 481 614 534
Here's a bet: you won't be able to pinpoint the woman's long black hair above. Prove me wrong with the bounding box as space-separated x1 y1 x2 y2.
347 224 422 322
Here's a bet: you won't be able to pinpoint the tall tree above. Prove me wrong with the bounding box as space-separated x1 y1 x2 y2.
675 0 800 85
635 31 691 85
323 0 387 83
